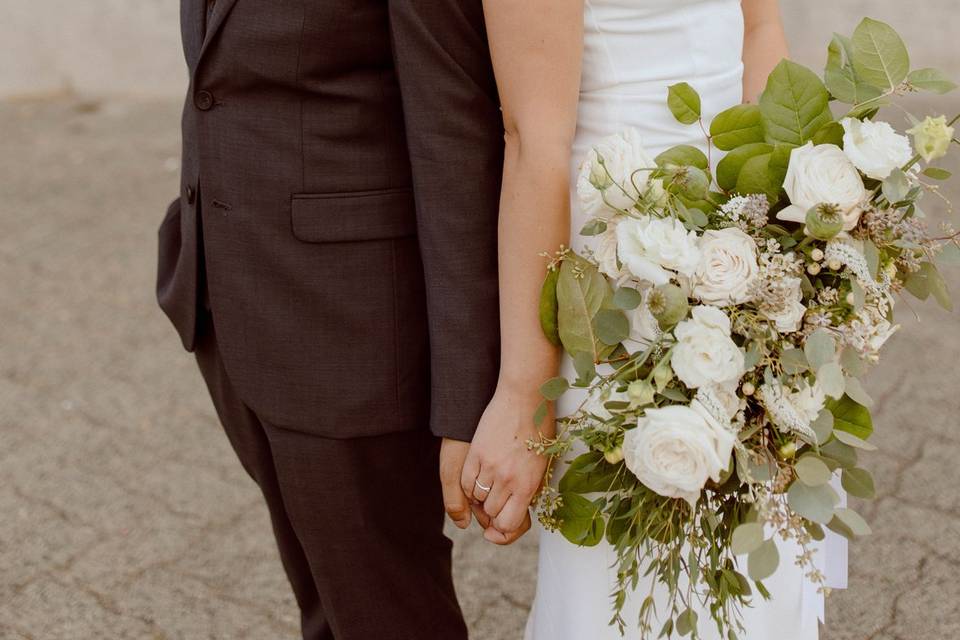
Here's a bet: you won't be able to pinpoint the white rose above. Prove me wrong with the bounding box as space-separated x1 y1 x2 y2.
692 228 759 305
622 401 736 507
616 215 701 285
671 306 745 389
577 128 658 217
777 142 868 231
761 276 806 333
841 118 913 180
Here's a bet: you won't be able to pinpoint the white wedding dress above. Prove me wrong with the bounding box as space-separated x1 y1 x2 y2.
524 1 844 638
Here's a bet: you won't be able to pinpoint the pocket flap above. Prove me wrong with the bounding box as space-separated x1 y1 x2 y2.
291 189 417 243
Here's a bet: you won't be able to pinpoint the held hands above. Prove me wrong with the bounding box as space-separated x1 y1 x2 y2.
440 383 552 545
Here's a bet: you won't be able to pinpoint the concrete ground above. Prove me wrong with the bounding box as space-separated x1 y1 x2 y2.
1 97 958 640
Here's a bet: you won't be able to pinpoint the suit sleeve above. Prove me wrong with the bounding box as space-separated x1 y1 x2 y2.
388 0 504 442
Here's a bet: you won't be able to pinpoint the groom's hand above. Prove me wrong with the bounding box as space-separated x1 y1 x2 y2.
440 438 474 529
460 384 552 543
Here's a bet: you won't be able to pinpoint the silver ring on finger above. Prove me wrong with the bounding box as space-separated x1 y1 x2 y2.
475 479 492 493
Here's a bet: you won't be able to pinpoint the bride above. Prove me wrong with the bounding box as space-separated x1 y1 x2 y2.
453 0 831 637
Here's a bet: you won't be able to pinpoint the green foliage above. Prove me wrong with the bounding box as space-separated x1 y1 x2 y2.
710 104 764 150
668 82 702 125
596 308 630 346
556 492 605 546
539 376 569 401
795 455 833 486
559 452 621 494
907 68 958 94
851 17 910 91
747 539 780 581
825 34 883 105
841 467 876 499
556 256 609 360
828 395 874 440
787 481 839 524
760 60 833 146
655 144 709 171
613 286 643 310
539 268 560 347
716 142 773 191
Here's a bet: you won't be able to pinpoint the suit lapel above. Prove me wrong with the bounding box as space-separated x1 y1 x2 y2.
181 0 206 71
197 0 241 65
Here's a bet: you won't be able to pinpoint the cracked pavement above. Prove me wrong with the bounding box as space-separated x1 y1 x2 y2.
1 97 958 640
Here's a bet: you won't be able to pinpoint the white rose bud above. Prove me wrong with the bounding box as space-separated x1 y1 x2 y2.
811 248 825 262
907 116 955 163
807 263 822 276
777 142 868 231
577 129 659 217
841 117 914 180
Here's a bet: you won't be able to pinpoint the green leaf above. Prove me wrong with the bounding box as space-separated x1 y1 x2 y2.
812 409 835 445
820 439 858 469
818 362 846 400
922 262 953 311
556 492 605 546
556 257 607 358
676 608 699 637
795 455 833 486
711 104 764 150
595 308 630 346
539 268 561 347
908 68 958 94
852 18 910 91
883 168 910 203
559 452 620 494
760 59 833 146
533 399 547 427
735 153 775 201
843 376 874 409
825 34 884 105
805 329 837 370
923 167 953 180
834 507 872 536
716 142 773 191
580 218 607 236
828 395 874 440
833 430 878 451
731 522 765 555
539 376 569 401
572 350 597 386
612 286 643 310
781 348 809 374
812 121 845 147
788 481 839 524
655 144 709 170
842 467 876 499
668 82 702 125
748 539 780 581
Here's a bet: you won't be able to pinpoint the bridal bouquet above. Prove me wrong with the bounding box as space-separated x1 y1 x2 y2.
534 18 958 639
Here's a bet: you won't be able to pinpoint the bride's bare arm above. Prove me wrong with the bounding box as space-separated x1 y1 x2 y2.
742 0 789 103
459 0 583 543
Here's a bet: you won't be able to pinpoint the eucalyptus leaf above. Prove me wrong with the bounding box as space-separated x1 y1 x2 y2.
834 430 878 451
834 507 873 536
760 60 833 146
596 308 630 346
825 34 884 105
748 539 780 581
731 522 765 555
841 467 876 499
812 409 835 445
818 362 846 399
539 268 561 347
795 455 833 486
711 104 764 150
821 438 859 469
882 168 910 204
788 481 839 524
908 68 958 94
668 82 702 125
580 218 608 236
844 377 874 408
805 329 837 370
539 376 569 401
852 18 910 91
613 286 643 310
676 608 698 637
781 348 809 374
560 453 621 494
923 167 953 180
840 347 866 377
556 257 607 358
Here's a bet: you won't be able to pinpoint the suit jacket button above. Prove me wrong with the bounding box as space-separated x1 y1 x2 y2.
185 185 196 204
195 90 214 111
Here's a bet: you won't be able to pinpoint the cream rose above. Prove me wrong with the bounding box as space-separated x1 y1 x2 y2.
671 306 745 389
577 129 659 217
616 215 701 286
593 217 625 280
622 401 736 507
777 142 868 231
840 118 913 180
907 115 955 163
692 228 759 305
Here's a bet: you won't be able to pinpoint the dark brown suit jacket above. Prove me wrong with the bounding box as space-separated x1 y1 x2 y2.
158 0 503 441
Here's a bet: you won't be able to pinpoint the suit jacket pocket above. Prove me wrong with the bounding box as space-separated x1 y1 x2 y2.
290 188 417 243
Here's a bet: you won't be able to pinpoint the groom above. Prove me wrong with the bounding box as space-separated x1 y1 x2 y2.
156 0 508 638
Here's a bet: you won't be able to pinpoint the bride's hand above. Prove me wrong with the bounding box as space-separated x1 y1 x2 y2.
460 381 552 542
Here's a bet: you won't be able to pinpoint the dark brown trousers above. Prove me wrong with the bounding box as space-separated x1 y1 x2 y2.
193 316 468 640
